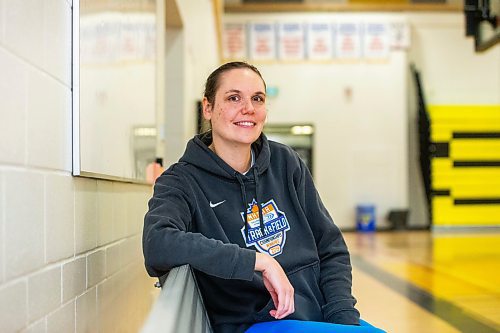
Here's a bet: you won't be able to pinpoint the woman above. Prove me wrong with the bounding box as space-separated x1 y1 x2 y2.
143 62 384 333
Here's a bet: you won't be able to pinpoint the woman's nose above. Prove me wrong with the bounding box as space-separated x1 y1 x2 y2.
242 98 255 114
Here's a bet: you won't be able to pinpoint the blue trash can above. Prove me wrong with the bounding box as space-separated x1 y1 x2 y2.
356 205 376 232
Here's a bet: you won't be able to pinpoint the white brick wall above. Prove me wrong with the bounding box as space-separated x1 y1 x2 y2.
76 286 97 333
97 181 114 246
4 171 45 279
28 266 61 322
75 178 98 254
62 256 86 304
0 1 157 332
47 300 75 333
3 0 45 70
0 171 5 284
26 69 72 170
87 249 106 288
44 0 71 86
0 280 28 332
45 174 74 263
0 0 3 43
0 48 27 165
22 317 47 333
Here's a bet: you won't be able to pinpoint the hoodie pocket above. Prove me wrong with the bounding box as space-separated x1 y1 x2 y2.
253 261 324 322
287 261 324 321
253 298 276 322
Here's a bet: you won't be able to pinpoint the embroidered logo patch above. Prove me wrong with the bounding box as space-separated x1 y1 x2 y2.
240 199 290 257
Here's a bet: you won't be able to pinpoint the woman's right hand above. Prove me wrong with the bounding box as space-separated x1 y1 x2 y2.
254 252 295 320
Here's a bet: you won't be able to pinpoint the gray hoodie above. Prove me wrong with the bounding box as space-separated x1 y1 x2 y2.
143 132 360 333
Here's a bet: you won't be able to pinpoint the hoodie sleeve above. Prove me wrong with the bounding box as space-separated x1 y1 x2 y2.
296 158 360 325
142 168 256 281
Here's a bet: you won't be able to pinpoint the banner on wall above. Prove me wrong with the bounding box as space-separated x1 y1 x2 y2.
249 22 276 61
335 22 361 59
363 23 389 59
80 13 156 65
223 19 408 62
389 21 411 50
277 22 305 60
223 23 247 59
306 22 333 60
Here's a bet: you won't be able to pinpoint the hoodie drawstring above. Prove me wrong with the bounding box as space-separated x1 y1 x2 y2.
236 169 265 241
253 168 265 233
236 174 250 239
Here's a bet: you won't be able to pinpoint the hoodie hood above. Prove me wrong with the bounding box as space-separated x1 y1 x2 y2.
179 131 271 180
180 131 271 238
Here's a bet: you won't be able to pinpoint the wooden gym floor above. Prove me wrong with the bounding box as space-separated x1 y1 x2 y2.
344 231 500 333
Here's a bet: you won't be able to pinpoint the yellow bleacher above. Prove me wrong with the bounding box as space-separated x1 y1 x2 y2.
429 105 500 227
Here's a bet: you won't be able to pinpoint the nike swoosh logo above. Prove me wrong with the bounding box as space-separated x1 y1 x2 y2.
209 200 226 208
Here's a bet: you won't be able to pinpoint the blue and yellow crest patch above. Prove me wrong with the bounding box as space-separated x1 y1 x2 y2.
240 199 290 257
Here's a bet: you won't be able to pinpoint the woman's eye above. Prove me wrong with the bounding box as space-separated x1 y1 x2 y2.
228 95 240 102
253 95 265 103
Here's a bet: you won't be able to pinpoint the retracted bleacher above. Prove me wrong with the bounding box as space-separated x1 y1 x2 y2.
428 105 500 228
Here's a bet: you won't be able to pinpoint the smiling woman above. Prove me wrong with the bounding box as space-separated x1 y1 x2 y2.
202 62 268 173
142 62 385 333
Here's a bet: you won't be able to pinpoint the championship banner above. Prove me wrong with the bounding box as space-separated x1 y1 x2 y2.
363 22 390 59
223 23 247 60
249 22 277 61
306 22 333 60
277 22 305 60
389 21 411 50
335 22 361 59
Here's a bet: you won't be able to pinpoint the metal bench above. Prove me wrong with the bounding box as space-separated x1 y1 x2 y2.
141 265 213 333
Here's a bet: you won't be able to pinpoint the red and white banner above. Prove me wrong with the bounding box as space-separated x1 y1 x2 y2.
249 22 276 61
306 22 333 60
335 22 361 59
277 22 305 60
363 23 389 59
223 23 247 60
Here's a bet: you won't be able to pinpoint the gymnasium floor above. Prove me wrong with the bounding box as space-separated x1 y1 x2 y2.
344 231 500 333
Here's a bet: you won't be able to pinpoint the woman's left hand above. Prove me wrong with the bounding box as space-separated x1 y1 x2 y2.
255 252 295 319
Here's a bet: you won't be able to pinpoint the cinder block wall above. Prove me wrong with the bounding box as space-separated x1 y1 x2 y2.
0 1 157 332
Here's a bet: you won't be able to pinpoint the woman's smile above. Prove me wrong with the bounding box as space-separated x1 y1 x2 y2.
234 121 256 128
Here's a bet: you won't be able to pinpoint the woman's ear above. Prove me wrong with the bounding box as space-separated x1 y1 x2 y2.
202 97 212 121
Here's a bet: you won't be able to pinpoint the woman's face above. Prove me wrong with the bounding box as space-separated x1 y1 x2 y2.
203 68 267 149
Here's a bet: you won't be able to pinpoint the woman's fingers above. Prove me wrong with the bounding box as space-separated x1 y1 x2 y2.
263 277 279 309
275 285 294 319
273 272 294 319
255 253 295 319
275 287 286 318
